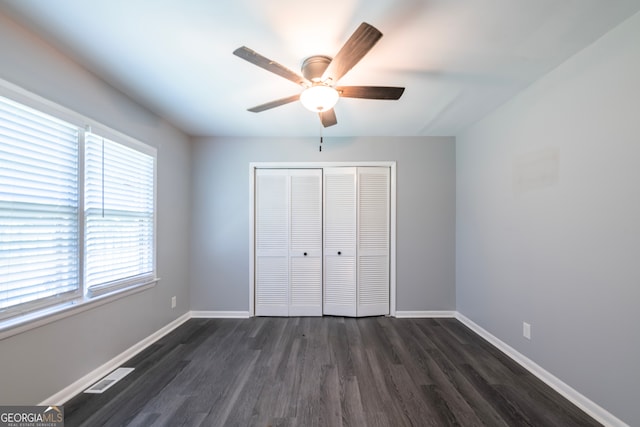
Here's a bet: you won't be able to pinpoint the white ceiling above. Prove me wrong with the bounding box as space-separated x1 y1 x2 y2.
2 0 639 137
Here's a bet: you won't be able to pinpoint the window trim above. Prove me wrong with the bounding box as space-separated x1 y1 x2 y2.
0 278 158 340
0 78 158 339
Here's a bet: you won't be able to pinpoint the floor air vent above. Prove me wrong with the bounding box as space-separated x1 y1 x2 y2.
84 367 134 394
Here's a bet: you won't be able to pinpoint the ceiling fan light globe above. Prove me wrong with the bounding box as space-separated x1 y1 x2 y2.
300 85 339 112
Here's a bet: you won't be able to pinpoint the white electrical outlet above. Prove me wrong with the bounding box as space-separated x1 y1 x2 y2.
171 296 176 309
523 322 531 340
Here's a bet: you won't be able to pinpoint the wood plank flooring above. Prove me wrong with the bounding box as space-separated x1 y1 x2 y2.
62 317 602 426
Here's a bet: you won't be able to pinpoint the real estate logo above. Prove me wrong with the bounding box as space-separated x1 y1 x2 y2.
0 406 63 427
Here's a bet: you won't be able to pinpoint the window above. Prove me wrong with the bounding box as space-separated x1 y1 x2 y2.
84 133 155 297
0 96 80 319
0 89 156 325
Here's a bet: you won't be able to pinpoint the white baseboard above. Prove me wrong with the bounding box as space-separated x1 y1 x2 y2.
39 310 249 405
190 310 251 318
38 308 626 426
39 312 191 406
395 310 456 318
455 312 628 427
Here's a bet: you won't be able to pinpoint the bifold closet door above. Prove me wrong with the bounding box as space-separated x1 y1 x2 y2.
289 170 322 316
357 167 390 317
255 170 289 316
323 168 357 316
323 166 390 317
255 169 322 316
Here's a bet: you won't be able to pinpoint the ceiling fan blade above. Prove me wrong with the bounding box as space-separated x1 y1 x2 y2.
234 46 310 87
321 22 383 83
247 94 300 112
337 86 405 100
319 109 337 127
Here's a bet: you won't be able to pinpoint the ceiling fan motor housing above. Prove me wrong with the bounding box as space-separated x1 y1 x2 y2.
301 55 332 83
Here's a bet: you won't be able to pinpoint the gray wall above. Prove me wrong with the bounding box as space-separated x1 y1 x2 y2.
456 11 640 426
190 136 456 313
0 14 191 404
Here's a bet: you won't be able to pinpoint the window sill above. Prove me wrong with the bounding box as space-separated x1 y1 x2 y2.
0 279 159 341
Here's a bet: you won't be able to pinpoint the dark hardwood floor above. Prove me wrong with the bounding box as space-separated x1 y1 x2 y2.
62 317 601 426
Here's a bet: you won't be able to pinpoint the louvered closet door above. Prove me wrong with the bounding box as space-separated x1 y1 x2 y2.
289 170 322 316
255 170 289 316
357 167 390 316
323 167 357 316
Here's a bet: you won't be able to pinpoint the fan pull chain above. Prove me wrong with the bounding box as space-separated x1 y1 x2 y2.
319 136 323 152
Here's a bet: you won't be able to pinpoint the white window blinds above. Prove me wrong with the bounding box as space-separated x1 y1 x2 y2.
84 133 155 297
0 96 80 317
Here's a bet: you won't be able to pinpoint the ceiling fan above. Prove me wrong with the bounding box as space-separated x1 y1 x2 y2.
233 22 405 128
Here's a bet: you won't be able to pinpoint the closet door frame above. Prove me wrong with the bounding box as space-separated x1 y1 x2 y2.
249 161 397 317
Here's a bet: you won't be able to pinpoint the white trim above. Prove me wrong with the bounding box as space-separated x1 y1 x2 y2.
395 310 456 318
39 312 190 405
389 162 397 317
248 164 256 317
0 281 157 341
0 78 154 156
191 310 251 318
250 161 395 168
249 161 397 317
455 312 628 427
